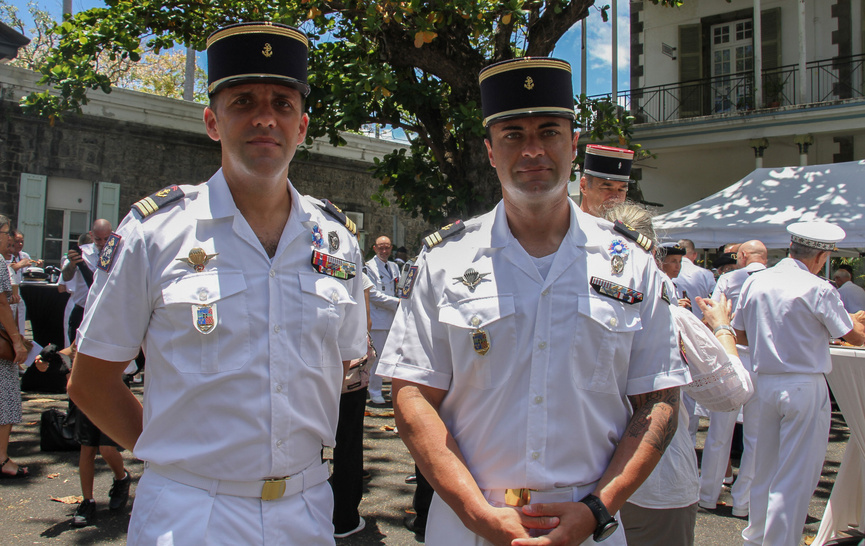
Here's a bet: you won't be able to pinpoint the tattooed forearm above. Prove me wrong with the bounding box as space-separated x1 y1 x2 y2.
625 387 680 454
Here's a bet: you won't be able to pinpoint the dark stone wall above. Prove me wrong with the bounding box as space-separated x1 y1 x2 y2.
0 99 430 254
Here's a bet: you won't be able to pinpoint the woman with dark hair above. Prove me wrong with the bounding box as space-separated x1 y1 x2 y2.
0 215 30 478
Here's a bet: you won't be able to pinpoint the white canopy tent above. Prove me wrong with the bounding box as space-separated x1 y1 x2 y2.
653 161 865 250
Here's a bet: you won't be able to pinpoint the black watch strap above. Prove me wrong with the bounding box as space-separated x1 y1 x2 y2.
579 493 618 542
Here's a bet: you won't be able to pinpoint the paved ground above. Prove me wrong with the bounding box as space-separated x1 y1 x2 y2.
0 382 850 545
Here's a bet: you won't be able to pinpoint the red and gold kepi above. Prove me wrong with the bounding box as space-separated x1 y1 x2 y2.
479 57 575 127
584 145 635 183
207 22 310 97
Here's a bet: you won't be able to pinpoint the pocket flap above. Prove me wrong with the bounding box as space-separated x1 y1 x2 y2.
577 294 641 332
162 272 247 305
438 295 516 330
300 274 353 305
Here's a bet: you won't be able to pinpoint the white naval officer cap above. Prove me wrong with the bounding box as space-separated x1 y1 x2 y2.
787 221 846 251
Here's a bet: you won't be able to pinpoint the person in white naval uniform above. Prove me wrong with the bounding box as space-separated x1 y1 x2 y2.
675 239 716 321
698 240 766 517
833 267 865 313
379 57 688 546
734 222 865 546
66 22 367 545
365 235 400 404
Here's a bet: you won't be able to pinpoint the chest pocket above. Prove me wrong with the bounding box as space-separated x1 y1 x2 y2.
439 295 516 389
571 294 642 394
161 272 250 374
300 274 355 368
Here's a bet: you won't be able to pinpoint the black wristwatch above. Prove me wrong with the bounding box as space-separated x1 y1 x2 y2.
579 493 619 542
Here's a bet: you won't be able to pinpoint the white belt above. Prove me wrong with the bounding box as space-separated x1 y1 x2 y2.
147 461 329 501
484 484 595 507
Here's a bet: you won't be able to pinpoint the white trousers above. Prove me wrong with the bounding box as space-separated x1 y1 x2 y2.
128 468 335 546
425 491 627 546
368 329 390 397
699 363 757 511
742 373 830 546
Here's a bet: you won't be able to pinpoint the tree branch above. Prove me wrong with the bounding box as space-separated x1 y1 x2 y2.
525 0 594 56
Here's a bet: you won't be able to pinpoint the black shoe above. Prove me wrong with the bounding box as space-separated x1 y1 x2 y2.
108 471 131 511
404 513 426 539
361 469 372 481
405 474 417 484
72 499 96 528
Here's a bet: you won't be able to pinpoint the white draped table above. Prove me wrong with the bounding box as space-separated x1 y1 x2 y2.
816 347 865 545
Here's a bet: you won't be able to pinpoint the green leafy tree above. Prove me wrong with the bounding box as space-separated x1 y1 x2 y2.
20 0 683 223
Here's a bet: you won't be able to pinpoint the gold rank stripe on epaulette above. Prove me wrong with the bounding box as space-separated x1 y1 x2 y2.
424 220 465 249
132 185 185 218
613 220 653 252
320 199 357 236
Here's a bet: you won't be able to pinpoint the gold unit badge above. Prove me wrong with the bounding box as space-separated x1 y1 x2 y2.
262 43 273 58
524 76 534 90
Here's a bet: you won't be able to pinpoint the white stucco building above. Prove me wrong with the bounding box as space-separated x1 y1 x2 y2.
614 0 865 211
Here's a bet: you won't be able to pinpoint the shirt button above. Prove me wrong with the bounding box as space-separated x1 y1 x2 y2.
541 289 549 296
198 290 208 301
538 341 547 349
331 291 339 302
276 440 283 448
609 317 618 327
273 325 281 333
275 384 283 393
471 316 481 327
534 395 544 404
269 270 276 278
531 452 540 460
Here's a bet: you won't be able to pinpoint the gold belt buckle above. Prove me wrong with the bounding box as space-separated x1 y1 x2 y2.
261 478 288 501
504 488 532 507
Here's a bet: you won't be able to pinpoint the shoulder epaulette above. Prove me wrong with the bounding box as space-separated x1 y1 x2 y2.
132 185 185 218
318 199 357 236
424 220 465 249
613 220 654 252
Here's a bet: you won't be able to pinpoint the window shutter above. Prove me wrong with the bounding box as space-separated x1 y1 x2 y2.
96 182 121 228
761 7 782 70
679 24 703 117
17 173 47 257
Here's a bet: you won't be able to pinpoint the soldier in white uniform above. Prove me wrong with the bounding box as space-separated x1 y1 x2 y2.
698 240 766 517
577 144 634 217
364 235 400 404
833 267 865 313
734 222 865 546
378 58 688 546
67 22 367 545
675 239 715 320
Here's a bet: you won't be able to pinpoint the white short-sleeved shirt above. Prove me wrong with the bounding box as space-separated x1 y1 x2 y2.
62 243 99 308
837 281 865 313
733 257 853 375
77 169 367 480
711 262 766 311
378 200 688 490
675 257 716 320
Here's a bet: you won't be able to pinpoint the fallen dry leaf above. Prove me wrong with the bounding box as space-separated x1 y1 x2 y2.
51 495 83 504
380 425 396 432
46 473 60 479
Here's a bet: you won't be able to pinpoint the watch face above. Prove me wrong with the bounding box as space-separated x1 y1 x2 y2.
595 520 619 542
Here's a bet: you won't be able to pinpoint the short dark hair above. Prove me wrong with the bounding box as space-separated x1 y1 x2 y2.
789 241 821 261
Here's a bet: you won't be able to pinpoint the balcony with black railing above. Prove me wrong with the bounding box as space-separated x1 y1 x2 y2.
590 54 865 124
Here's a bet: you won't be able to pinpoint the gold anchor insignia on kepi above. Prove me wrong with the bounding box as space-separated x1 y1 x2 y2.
262 43 273 57
453 268 490 292
177 248 219 272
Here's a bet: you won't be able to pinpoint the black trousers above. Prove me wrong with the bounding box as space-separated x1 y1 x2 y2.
331 387 368 533
68 304 85 346
413 465 434 530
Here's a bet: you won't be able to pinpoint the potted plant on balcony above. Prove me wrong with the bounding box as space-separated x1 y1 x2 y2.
765 78 784 108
